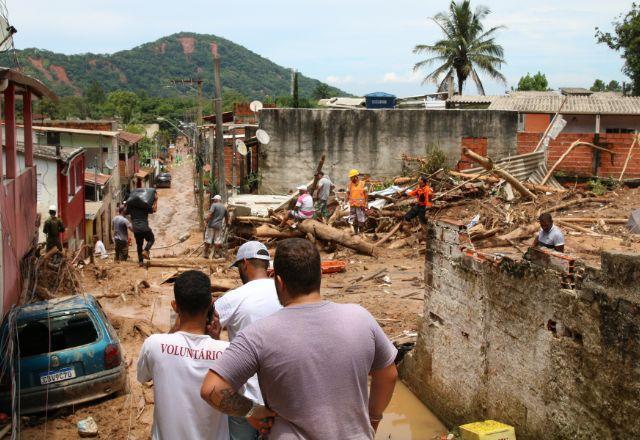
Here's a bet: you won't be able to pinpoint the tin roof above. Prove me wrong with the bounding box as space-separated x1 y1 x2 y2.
488 95 640 115
84 170 112 186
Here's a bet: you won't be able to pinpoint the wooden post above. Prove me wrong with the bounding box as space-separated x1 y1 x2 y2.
23 90 34 167
211 43 226 203
197 80 204 230
4 82 16 179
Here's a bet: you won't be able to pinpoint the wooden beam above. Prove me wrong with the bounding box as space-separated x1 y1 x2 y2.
4 82 16 179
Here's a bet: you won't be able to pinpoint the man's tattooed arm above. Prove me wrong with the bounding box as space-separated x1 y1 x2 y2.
201 370 252 416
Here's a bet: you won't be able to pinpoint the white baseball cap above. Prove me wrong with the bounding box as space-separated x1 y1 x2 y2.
296 185 308 191
230 241 271 268
49 205 57 212
212 194 222 201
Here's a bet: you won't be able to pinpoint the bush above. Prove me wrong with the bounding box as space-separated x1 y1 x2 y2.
588 179 607 195
422 144 448 175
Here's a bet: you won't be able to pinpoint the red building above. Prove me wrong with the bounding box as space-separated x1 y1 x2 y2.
0 68 55 316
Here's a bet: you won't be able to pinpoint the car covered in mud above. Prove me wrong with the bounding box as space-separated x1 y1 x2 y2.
155 172 172 188
0 295 127 415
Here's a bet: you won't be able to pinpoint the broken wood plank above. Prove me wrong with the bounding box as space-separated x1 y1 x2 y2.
462 148 537 200
297 219 376 256
375 222 403 247
554 217 626 224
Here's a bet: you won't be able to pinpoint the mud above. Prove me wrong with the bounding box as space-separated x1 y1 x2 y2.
19 158 443 439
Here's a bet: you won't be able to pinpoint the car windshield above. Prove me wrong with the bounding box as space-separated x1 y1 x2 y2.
17 312 99 357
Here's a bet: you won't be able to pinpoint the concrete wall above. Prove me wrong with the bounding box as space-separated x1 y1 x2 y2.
401 219 640 439
258 109 518 192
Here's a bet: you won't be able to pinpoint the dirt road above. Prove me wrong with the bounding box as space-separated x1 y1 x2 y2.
20 159 441 439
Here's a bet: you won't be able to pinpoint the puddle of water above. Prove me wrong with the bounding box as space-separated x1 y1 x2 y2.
376 381 447 440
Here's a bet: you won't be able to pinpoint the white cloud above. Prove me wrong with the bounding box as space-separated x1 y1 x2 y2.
325 75 353 85
382 71 421 83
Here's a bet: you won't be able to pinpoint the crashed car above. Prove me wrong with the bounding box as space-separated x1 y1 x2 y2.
155 172 172 188
0 295 127 415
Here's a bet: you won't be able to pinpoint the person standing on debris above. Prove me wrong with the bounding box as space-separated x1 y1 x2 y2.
204 195 229 259
112 206 133 262
400 175 433 229
314 171 334 221
126 191 157 266
347 169 368 235
43 205 65 253
209 241 282 439
137 270 231 440
201 238 398 439
281 185 315 226
533 213 565 252
93 235 109 260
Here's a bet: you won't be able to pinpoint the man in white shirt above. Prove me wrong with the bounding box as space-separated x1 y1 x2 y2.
137 270 230 440
314 172 334 221
212 241 282 440
533 213 565 252
93 235 109 260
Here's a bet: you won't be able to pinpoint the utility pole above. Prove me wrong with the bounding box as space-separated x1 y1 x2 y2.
211 43 226 202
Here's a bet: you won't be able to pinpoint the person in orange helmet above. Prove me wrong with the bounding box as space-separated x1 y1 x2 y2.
347 169 367 235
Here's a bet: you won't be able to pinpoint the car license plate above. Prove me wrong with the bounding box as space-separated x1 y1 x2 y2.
40 367 76 385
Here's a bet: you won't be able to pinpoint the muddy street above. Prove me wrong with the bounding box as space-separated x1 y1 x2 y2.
19 156 445 439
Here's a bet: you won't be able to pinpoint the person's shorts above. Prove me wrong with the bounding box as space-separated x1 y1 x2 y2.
315 200 329 218
349 206 366 224
404 205 427 224
205 227 225 245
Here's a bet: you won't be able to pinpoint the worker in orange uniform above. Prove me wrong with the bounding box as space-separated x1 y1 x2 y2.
347 169 368 235
401 175 433 230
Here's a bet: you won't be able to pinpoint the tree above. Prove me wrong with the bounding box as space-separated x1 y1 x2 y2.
590 79 606 92
85 80 106 105
312 83 332 100
606 80 622 92
596 3 640 95
292 70 300 108
517 72 549 91
413 0 506 95
105 90 140 124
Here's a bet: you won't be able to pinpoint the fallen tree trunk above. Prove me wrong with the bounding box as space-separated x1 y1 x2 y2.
375 222 403 247
298 219 376 256
255 224 305 239
462 148 537 200
234 216 275 224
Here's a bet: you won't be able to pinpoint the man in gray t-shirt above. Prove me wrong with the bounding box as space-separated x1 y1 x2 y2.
314 172 334 220
112 206 133 261
204 195 229 258
201 238 398 439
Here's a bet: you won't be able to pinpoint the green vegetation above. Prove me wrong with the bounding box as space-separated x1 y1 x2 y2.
517 72 549 91
596 3 640 95
413 0 506 95
590 79 623 92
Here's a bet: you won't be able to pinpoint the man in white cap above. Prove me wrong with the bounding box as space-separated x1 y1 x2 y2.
205 195 229 259
280 185 315 226
210 241 281 439
43 205 65 252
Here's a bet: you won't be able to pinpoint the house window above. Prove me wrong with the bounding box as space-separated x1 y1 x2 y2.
68 164 75 199
517 113 525 132
75 161 83 193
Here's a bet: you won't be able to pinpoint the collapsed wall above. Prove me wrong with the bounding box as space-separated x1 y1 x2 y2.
258 109 518 193
401 219 640 439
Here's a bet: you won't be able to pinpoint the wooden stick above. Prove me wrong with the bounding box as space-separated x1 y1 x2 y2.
555 217 627 224
462 148 537 200
542 140 614 185
619 134 639 182
308 154 326 195
541 197 610 215
433 169 492 201
375 222 402 247
556 220 598 235
534 95 569 152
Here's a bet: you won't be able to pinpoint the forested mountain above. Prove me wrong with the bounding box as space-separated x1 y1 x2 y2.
3 32 345 99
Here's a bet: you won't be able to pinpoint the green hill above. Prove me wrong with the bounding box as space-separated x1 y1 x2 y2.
4 32 346 99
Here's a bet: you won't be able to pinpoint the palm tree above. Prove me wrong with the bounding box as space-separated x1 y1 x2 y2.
413 0 506 95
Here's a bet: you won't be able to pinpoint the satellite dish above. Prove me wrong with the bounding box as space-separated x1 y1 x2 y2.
0 18 16 52
236 139 248 156
104 159 116 170
249 101 263 112
256 129 270 145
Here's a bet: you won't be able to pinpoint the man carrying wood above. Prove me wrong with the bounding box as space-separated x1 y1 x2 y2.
533 213 565 252
347 169 367 235
400 175 433 230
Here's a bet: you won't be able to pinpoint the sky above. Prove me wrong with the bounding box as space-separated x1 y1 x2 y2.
6 0 634 97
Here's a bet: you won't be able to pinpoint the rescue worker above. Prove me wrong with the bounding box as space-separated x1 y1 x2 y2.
400 175 433 230
347 169 367 235
43 205 65 252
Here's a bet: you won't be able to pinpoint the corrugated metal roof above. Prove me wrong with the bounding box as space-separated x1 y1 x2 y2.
488 95 640 115
466 150 564 189
84 170 112 186
447 95 500 104
32 126 119 137
507 91 559 97
560 87 592 96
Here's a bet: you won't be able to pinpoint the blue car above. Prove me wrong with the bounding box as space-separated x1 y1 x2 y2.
0 295 127 415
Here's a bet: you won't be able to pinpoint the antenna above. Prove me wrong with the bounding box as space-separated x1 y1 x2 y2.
249 100 263 113
0 17 16 52
256 129 270 145
236 139 248 156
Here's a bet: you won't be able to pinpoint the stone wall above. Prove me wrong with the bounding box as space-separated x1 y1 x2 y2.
401 219 640 439
258 109 518 193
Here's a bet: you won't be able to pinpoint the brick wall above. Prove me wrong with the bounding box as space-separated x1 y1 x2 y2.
400 219 640 439
457 137 488 170
517 132 640 178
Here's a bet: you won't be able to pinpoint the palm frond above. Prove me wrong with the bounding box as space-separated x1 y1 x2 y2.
470 68 486 95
